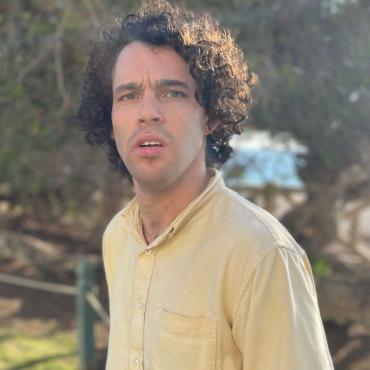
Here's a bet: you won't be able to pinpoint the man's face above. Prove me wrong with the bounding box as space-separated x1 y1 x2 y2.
111 41 210 192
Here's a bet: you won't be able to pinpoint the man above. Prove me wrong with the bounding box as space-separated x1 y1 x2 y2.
78 1 334 369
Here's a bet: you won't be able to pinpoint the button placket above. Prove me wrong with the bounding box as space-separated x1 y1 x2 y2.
129 352 143 370
145 245 158 255
134 299 144 312
129 247 157 362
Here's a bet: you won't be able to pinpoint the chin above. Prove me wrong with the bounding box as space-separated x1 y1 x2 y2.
132 168 172 187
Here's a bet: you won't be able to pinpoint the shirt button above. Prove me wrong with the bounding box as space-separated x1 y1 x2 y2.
135 300 144 311
167 227 175 239
132 356 141 368
145 246 158 255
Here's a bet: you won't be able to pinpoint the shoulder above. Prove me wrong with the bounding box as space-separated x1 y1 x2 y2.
204 183 313 318
211 184 305 260
103 208 126 243
102 198 136 256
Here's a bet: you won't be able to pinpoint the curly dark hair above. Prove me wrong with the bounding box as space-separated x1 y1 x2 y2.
77 0 256 177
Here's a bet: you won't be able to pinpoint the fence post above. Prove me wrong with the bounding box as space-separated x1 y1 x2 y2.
76 260 95 370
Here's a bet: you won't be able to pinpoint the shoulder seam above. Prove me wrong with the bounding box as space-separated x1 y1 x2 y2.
232 246 301 324
220 187 286 247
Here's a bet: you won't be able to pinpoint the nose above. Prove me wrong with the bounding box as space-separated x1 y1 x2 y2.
137 93 163 124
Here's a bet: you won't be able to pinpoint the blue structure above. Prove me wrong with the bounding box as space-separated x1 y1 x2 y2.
224 148 304 190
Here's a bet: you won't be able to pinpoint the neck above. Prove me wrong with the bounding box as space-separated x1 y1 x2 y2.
135 165 211 244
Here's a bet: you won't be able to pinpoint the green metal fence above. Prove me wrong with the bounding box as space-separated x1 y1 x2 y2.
0 260 108 370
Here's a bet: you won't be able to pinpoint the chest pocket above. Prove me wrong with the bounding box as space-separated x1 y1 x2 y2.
147 307 217 370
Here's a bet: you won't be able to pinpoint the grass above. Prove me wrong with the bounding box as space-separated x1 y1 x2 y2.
0 321 78 370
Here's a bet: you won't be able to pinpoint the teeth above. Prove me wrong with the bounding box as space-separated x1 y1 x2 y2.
141 141 161 147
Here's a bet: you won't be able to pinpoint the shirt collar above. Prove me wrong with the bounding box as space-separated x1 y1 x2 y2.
120 169 224 249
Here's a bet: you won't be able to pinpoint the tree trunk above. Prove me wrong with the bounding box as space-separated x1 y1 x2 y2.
281 185 338 260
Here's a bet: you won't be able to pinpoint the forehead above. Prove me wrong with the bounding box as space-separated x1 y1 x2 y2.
112 41 196 89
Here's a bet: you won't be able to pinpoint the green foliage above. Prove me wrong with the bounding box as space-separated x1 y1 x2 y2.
0 0 130 228
0 0 369 237
229 0 370 181
312 257 333 278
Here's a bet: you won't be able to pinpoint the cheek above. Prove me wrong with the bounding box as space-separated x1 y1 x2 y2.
178 121 207 155
111 123 122 144
111 109 119 134
111 122 129 158
112 109 129 138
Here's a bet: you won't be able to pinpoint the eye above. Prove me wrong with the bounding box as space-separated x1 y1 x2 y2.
164 90 186 98
118 92 137 102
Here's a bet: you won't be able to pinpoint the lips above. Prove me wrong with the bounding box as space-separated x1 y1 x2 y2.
139 140 162 148
133 134 166 157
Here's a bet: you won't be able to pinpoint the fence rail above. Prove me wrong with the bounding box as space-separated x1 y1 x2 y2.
0 260 107 370
0 272 77 295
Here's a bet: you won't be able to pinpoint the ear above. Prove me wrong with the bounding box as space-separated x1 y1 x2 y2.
204 117 217 135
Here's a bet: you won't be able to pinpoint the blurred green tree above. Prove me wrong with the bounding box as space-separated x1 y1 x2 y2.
0 0 369 257
220 0 370 257
0 0 137 240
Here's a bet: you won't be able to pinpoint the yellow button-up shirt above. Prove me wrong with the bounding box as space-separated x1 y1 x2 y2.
103 170 334 370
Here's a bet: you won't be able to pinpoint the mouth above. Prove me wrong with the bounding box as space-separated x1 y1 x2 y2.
139 141 163 148
133 136 166 157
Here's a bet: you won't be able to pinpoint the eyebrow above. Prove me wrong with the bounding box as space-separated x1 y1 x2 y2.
113 82 142 97
113 79 190 97
157 79 190 90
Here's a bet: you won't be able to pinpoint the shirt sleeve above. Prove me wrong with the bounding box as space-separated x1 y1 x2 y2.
232 247 334 370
